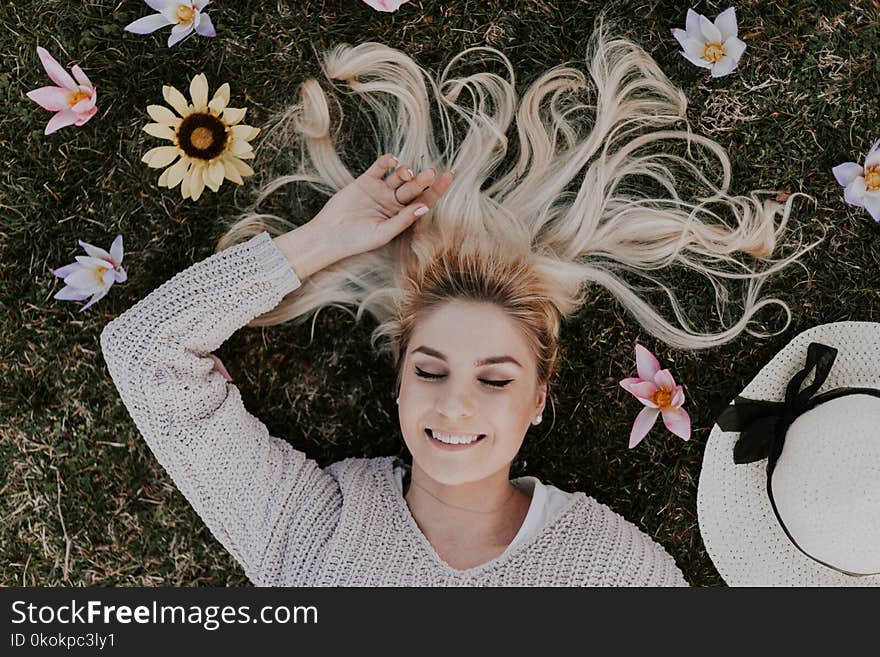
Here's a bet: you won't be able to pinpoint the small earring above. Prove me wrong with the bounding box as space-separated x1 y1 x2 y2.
533 414 542 425
396 397 400 405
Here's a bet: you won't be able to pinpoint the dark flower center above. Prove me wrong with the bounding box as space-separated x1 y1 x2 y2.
177 113 227 161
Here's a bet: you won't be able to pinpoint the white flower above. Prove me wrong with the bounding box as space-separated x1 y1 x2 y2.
124 1 216 48
52 235 127 312
671 7 746 78
833 139 880 221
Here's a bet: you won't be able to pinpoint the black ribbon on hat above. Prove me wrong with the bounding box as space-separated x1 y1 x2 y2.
715 341 880 577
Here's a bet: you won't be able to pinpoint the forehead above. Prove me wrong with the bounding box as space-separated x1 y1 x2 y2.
408 300 532 365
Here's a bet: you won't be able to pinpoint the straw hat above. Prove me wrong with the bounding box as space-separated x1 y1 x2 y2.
697 321 880 585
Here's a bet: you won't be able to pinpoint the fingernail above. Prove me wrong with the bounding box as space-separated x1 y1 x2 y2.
390 155 399 165
414 206 429 216
406 168 414 179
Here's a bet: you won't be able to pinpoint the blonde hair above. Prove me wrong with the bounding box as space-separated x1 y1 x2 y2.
216 16 823 398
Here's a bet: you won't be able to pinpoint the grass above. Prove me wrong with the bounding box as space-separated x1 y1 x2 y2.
2 0 879 587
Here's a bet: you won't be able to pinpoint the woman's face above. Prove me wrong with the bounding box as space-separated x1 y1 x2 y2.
397 299 547 486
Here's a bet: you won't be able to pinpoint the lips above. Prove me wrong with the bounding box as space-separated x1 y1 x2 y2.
425 428 486 440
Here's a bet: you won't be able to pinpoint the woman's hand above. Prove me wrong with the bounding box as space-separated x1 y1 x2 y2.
309 153 454 261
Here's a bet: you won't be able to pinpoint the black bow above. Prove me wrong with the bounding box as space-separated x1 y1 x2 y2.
716 342 838 466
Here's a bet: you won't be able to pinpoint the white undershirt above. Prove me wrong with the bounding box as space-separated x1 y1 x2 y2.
392 463 574 557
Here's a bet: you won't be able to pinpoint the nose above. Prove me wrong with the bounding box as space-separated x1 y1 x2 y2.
434 380 476 421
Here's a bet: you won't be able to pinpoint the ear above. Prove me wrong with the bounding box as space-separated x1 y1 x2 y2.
535 381 547 414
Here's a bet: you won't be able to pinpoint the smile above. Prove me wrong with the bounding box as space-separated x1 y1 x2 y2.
425 428 487 450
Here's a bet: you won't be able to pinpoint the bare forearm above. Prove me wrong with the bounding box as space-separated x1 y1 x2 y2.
272 223 341 282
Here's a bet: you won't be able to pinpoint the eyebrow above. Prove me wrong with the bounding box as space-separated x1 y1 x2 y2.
411 345 523 368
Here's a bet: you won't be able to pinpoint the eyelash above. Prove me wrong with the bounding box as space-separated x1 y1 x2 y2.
415 367 513 388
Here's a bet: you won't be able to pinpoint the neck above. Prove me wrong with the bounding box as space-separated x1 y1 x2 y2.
402 461 532 549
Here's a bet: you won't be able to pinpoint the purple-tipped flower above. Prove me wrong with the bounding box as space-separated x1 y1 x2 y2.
619 343 691 449
671 7 746 78
124 1 216 48
832 139 880 222
52 235 127 312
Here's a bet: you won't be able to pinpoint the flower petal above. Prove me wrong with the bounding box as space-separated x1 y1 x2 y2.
52 263 80 278
165 156 190 188
681 50 713 69
54 285 93 301
629 407 660 448
78 287 110 313
698 13 722 42
685 8 702 36
26 86 70 111
36 47 76 90
671 385 685 408
714 7 738 41
72 105 97 126
221 106 246 125
653 368 676 390
142 122 177 141
620 379 659 406
109 235 124 264
77 239 111 260
147 103 181 127
863 192 880 222
222 156 244 184
226 156 254 178
844 177 867 207
710 55 738 77
70 65 93 88
204 159 225 191
865 148 880 170
833 162 864 187
195 12 216 37
65 267 103 290
168 22 194 48
114 267 128 284
142 145 181 168
723 36 747 63
189 73 209 112
125 14 175 35
162 84 190 117
635 343 661 381
44 110 79 135
190 165 206 201
208 82 229 114
208 353 233 381
661 407 691 441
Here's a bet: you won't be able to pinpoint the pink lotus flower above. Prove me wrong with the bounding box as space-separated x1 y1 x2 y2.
619 343 691 448
362 0 411 11
832 138 880 221
124 1 216 48
26 47 97 135
51 235 126 312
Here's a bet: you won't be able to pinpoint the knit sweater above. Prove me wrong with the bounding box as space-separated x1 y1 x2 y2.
99 230 688 587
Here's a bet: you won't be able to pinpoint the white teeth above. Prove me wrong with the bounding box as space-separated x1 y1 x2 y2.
431 430 481 444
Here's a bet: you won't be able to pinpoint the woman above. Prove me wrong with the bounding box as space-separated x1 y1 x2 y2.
101 18 819 585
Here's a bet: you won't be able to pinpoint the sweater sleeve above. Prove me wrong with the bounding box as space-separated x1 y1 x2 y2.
99 230 342 586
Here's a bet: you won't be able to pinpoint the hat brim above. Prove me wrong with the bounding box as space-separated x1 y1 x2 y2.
697 321 880 586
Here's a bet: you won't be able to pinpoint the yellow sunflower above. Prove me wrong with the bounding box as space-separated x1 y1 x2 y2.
141 73 260 201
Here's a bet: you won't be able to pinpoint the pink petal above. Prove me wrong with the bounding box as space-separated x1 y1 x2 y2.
620 378 659 406
653 368 676 390
208 354 233 381
635 343 660 380
671 385 685 408
70 65 93 88
26 86 69 111
661 407 691 441
629 407 659 448
362 0 410 11
72 105 97 126
36 47 76 90
109 235 124 265
44 110 78 135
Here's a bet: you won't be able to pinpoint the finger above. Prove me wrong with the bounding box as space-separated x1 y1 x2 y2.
413 170 455 207
393 167 437 205
363 153 400 180
383 164 414 190
379 202 431 242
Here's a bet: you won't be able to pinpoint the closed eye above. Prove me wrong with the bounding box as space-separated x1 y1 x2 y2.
415 367 513 388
